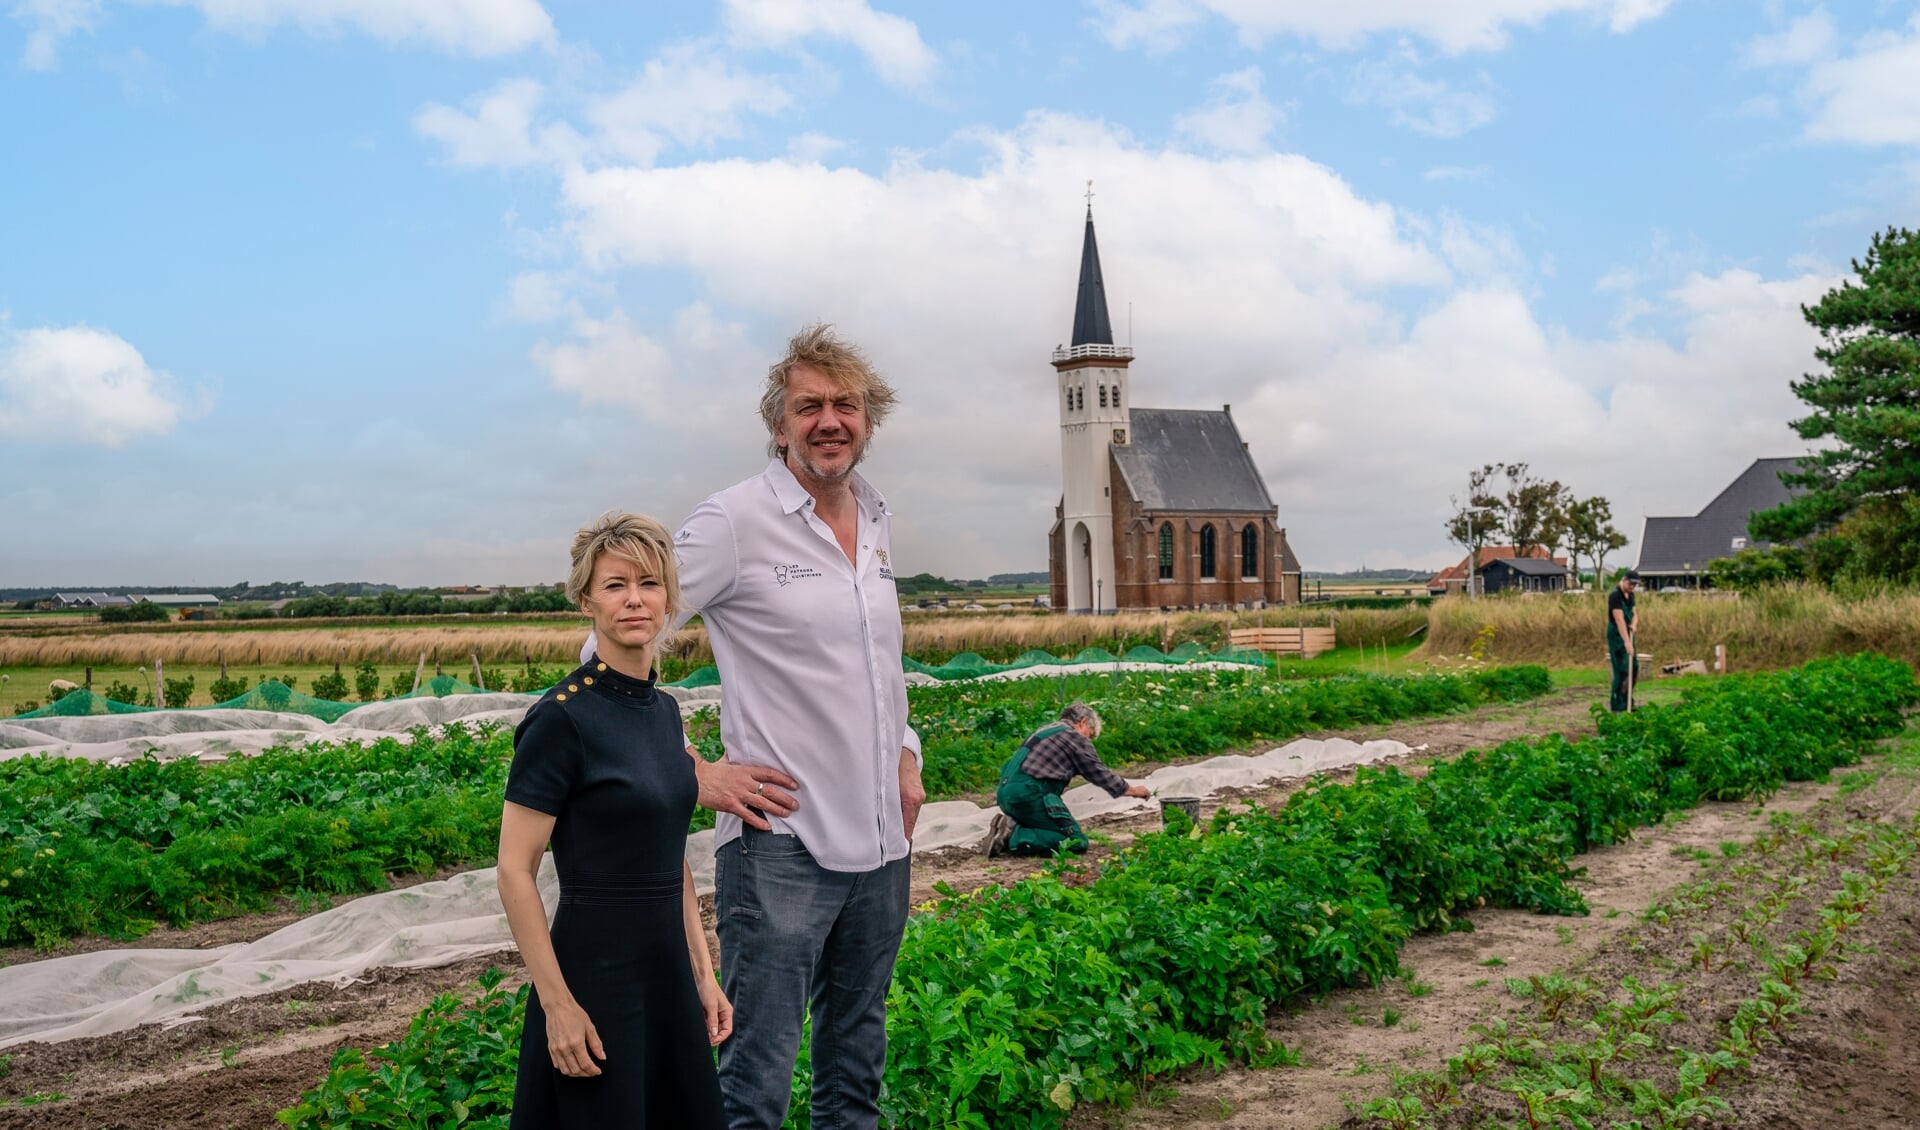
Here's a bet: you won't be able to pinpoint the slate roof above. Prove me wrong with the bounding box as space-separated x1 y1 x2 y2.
1112 408 1275 513
1636 458 1807 576
1071 213 1114 347
1488 556 1569 576
1425 546 1560 589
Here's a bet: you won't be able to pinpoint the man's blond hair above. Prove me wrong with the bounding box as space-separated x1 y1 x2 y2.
566 511 682 654
759 323 898 459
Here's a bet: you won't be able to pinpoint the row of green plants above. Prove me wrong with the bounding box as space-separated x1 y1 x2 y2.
275 653 1917 1129
1356 803 1920 1129
0 666 1550 946
22 663 573 716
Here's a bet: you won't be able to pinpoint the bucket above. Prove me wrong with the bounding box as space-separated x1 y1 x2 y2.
1160 796 1201 829
1635 653 1652 680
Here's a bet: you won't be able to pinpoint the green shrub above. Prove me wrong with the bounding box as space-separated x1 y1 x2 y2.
354 661 381 702
310 670 350 701
162 675 196 709
387 671 418 699
208 674 250 703
101 681 145 706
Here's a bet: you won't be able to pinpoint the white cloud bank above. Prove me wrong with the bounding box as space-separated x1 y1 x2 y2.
1091 0 1673 55
1746 11 1920 148
505 112 1825 573
0 324 201 446
722 0 936 88
13 0 552 69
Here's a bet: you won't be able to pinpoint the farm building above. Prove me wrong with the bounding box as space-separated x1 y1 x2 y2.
143 594 222 608
1636 457 1808 588
1046 206 1302 613
53 592 134 608
1426 546 1569 597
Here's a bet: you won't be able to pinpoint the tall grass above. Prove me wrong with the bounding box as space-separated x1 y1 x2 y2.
1422 583 1920 670
0 609 1334 670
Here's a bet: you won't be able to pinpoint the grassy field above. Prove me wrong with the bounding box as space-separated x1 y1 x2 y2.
1425 583 1920 670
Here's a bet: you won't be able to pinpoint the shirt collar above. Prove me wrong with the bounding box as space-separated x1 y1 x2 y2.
763 457 890 518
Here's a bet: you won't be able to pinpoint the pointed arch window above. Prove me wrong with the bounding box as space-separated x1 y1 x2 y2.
1158 523 1174 580
1199 525 1217 579
1241 524 1259 579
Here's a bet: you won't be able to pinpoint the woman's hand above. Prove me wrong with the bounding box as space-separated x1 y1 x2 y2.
544 998 606 1077
699 978 734 1046
1126 784 1151 799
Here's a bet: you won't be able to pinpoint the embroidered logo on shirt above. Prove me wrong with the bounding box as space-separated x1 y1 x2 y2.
876 547 888 567
773 564 824 586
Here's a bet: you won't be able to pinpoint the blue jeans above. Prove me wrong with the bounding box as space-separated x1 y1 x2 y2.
714 828 910 1130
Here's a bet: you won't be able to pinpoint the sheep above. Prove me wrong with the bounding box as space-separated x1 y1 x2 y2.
49 678 79 695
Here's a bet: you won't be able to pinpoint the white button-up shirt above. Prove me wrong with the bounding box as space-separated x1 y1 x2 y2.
586 460 920 872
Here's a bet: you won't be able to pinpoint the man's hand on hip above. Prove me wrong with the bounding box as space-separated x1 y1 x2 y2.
692 756 800 831
899 748 926 841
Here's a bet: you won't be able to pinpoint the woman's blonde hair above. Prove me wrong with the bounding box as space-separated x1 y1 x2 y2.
566 511 682 654
759 322 898 459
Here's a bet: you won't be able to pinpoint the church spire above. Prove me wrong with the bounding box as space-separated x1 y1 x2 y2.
1071 193 1115 347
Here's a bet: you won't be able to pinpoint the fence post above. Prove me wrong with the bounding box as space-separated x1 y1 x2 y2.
85 665 92 690
412 651 427 694
471 651 486 691
154 658 164 708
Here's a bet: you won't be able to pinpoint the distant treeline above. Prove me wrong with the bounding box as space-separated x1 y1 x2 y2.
233 591 576 619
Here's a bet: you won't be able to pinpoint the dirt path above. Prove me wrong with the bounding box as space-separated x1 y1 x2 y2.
0 682 1707 1130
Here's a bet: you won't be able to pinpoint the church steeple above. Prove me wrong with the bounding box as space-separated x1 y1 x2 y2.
1071 205 1115 347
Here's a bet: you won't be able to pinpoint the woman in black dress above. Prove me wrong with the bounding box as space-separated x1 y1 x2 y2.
497 511 728 1127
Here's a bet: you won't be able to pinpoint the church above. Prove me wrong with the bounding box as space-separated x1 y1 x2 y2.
1047 206 1303 613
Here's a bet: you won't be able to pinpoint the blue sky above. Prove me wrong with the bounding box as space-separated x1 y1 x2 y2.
4 0 1917 586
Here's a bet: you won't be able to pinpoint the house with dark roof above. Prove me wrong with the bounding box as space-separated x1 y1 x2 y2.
1047 205 1302 612
1480 555 1570 594
1425 546 1567 597
1636 458 1808 587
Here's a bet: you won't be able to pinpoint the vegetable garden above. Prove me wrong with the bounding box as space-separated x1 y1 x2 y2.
266 654 1918 1129
0 665 1549 948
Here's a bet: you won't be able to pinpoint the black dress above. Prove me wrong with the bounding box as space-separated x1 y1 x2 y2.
504 657 724 1128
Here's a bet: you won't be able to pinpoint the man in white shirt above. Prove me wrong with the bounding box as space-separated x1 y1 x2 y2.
587 325 922 1129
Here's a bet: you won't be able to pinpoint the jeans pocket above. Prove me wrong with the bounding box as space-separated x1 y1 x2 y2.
739 830 808 858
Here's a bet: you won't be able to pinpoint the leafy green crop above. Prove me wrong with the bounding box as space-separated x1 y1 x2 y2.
279 654 1915 1129
0 666 1552 947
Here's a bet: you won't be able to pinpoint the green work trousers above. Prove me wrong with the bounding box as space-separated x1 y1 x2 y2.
1608 635 1633 713
994 746 1089 857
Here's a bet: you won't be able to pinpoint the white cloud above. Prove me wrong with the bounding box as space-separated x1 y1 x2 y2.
1423 163 1490 181
1741 7 1837 68
413 78 584 169
1348 44 1499 137
161 0 554 56
11 0 549 70
1800 18 1920 146
1091 0 1673 55
1173 66 1284 154
723 0 935 87
12 0 101 69
529 304 763 433
785 130 846 163
0 324 201 446
1745 12 1920 148
587 42 792 165
415 46 790 171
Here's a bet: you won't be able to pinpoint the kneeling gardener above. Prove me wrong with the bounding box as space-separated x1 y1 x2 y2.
984 702 1149 857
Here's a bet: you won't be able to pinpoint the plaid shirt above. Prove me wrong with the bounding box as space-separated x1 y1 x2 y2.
1019 724 1131 797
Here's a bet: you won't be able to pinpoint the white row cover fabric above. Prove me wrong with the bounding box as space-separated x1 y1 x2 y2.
0 688 723 763
0 735 1404 1048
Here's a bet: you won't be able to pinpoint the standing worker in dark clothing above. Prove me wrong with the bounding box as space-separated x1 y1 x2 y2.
1607 569 1641 712
984 702 1150 857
